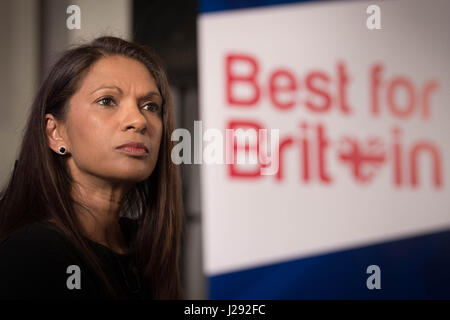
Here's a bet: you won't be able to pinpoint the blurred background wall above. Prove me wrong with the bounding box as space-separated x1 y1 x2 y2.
0 0 39 193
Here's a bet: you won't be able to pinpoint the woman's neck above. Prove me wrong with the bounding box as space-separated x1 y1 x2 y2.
70 175 132 254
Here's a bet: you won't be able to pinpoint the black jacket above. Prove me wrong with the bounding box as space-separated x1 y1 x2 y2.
0 217 151 299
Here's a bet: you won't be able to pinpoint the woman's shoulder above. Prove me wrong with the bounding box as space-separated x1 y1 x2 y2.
0 222 94 299
0 222 73 256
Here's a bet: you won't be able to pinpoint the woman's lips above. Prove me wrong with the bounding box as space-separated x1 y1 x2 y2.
116 142 149 157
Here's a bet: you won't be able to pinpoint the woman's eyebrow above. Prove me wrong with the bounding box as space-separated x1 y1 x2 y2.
89 85 123 95
139 91 162 102
90 86 162 99
90 86 162 102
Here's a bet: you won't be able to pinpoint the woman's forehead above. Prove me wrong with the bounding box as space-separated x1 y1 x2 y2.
80 55 159 93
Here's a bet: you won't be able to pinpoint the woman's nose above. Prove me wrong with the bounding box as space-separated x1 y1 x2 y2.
120 102 147 133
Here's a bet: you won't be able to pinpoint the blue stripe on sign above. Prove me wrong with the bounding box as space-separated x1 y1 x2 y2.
209 228 450 299
199 0 319 14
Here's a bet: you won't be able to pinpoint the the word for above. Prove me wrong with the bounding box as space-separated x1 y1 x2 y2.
366 5 381 30
366 265 381 289
370 63 439 120
66 265 81 290
66 5 81 30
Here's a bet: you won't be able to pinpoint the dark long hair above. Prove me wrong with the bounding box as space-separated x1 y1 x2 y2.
0 36 184 299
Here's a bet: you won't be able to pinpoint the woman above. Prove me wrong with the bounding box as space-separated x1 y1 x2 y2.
0 36 184 299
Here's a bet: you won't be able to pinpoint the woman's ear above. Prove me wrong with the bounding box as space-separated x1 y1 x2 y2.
45 114 70 154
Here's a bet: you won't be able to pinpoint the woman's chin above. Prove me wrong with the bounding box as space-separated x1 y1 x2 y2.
106 169 152 184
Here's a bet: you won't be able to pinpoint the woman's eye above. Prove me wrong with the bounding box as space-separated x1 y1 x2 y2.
142 102 160 112
97 97 116 106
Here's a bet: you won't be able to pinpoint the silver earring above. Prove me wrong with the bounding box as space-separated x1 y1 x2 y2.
58 146 67 155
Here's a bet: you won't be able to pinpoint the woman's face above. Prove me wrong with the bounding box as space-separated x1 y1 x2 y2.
55 55 163 185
